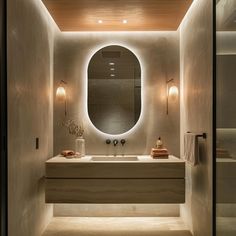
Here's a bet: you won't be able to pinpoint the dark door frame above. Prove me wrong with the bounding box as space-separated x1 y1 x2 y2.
1 0 7 235
213 0 217 235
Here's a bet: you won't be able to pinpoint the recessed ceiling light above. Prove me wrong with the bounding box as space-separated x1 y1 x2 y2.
123 19 128 24
109 62 115 66
110 74 115 77
110 68 115 71
98 20 103 24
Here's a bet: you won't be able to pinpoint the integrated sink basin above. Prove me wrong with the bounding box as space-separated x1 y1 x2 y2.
91 156 138 161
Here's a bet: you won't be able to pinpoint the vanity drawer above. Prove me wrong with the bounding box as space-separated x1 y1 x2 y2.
45 178 185 204
46 162 185 179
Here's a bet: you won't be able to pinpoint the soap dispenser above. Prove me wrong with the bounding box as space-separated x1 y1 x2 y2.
156 137 163 149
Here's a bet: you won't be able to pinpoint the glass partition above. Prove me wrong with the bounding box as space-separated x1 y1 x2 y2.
216 0 236 235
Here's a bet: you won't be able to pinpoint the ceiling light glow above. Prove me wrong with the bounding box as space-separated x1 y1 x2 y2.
123 19 128 24
109 62 115 66
98 20 103 24
110 74 115 77
110 68 115 71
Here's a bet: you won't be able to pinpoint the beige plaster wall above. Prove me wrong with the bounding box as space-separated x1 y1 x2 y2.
7 0 58 235
179 0 213 235
53 32 180 157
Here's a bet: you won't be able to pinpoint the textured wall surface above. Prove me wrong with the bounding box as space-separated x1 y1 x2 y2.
53 32 180 156
7 0 58 235
179 0 213 235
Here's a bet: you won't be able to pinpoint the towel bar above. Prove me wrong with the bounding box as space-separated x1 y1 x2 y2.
187 132 207 139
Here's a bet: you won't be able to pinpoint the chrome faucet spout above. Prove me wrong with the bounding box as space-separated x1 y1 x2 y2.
113 139 119 146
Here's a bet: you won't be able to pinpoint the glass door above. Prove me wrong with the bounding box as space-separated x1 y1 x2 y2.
215 0 236 235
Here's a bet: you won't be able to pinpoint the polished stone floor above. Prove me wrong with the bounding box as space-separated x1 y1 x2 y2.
42 217 192 236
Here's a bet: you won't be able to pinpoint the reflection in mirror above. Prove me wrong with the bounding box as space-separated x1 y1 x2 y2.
88 45 141 135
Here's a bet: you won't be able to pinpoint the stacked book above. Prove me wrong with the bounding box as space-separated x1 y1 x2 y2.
151 148 169 159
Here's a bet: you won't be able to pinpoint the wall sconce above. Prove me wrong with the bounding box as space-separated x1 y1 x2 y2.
56 80 67 116
166 78 179 115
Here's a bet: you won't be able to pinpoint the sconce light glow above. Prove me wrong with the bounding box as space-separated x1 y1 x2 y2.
98 20 103 24
56 86 66 102
123 19 128 24
168 85 179 101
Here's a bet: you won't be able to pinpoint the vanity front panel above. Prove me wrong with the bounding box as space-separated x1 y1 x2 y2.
45 178 185 203
45 155 185 204
46 162 185 179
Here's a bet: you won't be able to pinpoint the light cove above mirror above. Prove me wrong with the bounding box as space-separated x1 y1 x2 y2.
88 45 141 135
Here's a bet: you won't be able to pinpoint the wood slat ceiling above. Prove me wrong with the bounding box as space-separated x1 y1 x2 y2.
42 0 193 31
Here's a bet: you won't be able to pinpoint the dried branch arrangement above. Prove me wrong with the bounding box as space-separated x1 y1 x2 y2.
62 119 84 138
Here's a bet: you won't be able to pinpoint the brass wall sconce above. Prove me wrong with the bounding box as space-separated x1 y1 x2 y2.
166 78 179 115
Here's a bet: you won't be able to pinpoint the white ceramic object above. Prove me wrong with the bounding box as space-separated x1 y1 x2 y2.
75 137 85 157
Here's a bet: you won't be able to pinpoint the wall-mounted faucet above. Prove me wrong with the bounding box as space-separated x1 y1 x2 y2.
106 139 111 144
121 139 126 146
113 139 119 146
105 139 126 147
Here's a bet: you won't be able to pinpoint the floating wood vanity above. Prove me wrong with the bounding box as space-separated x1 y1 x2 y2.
45 155 185 204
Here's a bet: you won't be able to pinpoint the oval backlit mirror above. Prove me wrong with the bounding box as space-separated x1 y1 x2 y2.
88 45 141 135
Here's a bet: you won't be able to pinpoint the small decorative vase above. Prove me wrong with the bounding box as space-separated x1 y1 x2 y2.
75 136 85 157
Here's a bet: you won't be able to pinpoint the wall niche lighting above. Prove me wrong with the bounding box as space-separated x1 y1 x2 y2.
166 78 179 115
56 80 67 116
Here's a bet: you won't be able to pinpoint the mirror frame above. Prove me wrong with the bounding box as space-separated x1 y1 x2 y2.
86 44 143 136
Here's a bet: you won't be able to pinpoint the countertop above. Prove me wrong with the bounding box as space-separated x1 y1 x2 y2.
46 155 184 163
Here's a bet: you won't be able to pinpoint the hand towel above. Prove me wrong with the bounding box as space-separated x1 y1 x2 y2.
184 133 199 166
61 150 75 157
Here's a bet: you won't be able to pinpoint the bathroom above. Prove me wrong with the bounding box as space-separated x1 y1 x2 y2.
0 0 235 235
